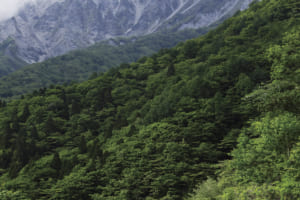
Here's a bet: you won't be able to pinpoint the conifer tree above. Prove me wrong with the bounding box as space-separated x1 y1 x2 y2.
79 136 87 154
31 125 39 140
70 99 81 115
167 64 175 76
44 114 57 134
19 104 30 123
51 152 62 172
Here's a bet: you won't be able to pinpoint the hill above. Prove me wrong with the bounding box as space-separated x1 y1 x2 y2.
0 28 204 99
0 0 299 199
0 38 27 77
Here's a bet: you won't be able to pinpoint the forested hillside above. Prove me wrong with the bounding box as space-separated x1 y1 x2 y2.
0 0 299 199
0 28 204 99
0 38 27 77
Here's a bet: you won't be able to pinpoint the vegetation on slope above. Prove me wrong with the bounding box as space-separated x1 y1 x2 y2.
0 0 299 199
0 29 205 99
0 38 27 77
188 0 300 199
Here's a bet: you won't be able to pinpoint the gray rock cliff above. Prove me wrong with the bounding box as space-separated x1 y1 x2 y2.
0 0 253 63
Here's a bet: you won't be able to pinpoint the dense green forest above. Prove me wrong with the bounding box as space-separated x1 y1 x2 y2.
0 28 205 99
0 0 299 199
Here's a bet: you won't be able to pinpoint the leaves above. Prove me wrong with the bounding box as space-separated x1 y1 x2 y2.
0 0 299 199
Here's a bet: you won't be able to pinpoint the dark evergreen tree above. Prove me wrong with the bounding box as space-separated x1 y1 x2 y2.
127 125 138 137
31 125 39 140
79 136 87 154
70 99 81 115
167 64 175 76
8 161 22 178
44 114 57 134
19 104 30 123
50 152 62 172
0 150 11 169
59 89 70 120
89 139 103 160
14 136 29 165
2 122 12 148
11 108 19 133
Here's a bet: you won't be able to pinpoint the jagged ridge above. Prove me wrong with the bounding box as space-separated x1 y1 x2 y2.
0 0 253 63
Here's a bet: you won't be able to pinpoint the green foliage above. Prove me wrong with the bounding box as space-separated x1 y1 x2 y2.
228 113 300 184
184 0 300 199
267 29 300 81
0 188 29 200
188 177 222 200
0 29 205 99
50 152 62 172
0 0 299 199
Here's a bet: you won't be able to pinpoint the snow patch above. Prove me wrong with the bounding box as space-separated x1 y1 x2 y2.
131 0 150 25
181 0 202 14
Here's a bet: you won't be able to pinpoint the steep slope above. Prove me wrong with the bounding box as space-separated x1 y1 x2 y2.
0 28 204 99
0 38 27 77
0 0 299 199
0 0 253 64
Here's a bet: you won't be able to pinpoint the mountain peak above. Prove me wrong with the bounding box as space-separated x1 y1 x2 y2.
0 0 253 63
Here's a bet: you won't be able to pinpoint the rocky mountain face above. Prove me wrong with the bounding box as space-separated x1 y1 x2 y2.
0 0 253 64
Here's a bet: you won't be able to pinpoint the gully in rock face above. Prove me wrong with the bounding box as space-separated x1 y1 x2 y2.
0 0 253 64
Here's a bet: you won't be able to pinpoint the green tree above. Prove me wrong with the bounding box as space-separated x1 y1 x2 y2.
0 189 29 200
79 136 87 154
44 114 57 134
50 152 62 174
70 99 81 115
19 104 30 123
167 64 175 76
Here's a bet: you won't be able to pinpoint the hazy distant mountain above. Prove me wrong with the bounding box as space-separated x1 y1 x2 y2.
0 0 253 64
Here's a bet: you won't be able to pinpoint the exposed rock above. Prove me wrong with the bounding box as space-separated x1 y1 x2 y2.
0 0 253 63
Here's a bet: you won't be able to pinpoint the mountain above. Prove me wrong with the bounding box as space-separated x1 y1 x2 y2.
0 0 254 98
0 0 253 64
0 0 299 199
0 38 27 77
0 28 205 99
